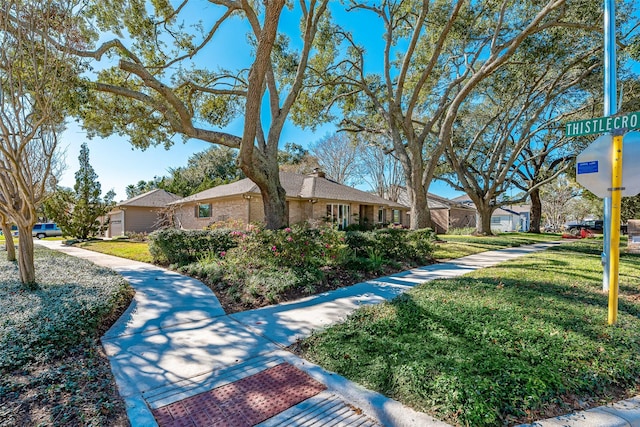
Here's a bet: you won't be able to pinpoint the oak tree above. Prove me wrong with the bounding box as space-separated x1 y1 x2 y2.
67 0 332 229
300 0 581 229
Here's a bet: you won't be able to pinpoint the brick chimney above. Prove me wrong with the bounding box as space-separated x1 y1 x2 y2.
310 168 325 178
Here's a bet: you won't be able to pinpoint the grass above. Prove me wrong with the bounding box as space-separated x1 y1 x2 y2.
75 239 153 263
432 232 563 259
71 232 562 265
298 240 640 426
0 247 133 426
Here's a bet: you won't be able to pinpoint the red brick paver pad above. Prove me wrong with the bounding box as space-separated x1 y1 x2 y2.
152 363 327 427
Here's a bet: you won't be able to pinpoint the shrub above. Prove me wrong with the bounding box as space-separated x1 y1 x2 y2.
223 224 348 269
345 231 376 258
407 228 437 260
148 228 237 264
345 228 435 264
125 231 149 242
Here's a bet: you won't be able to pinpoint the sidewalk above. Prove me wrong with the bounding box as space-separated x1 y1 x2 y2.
36 240 640 427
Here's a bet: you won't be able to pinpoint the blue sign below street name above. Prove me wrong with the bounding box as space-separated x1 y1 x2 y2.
577 161 599 174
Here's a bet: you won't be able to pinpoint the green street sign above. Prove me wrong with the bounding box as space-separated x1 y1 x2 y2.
566 111 640 137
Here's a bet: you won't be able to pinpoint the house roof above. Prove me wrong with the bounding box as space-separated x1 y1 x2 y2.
393 187 475 210
493 207 521 216
451 194 474 204
118 189 181 208
504 204 531 214
450 195 530 214
171 172 407 209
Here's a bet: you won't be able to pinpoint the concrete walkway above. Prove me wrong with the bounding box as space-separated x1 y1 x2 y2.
35 240 640 427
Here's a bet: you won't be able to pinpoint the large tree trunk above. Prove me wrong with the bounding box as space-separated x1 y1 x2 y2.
529 187 542 233
409 186 432 230
17 225 36 288
260 181 287 229
403 155 432 230
475 201 496 235
1 220 16 261
240 155 287 230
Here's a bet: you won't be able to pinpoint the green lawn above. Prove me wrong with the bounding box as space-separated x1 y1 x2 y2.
299 240 640 426
433 232 563 260
75 239 153 263
0 247 133 425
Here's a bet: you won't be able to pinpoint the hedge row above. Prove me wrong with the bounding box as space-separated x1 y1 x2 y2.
148 228 237 264
345 228 436 262
150 226 436 266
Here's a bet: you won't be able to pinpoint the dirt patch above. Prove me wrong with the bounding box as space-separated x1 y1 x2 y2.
0 283 134 427
0 344 130 427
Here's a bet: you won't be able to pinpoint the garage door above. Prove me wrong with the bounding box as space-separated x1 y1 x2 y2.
110 212 123 237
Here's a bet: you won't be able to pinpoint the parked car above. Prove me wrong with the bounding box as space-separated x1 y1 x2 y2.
32 223 63 239
565 220 627 235
0 225 19 237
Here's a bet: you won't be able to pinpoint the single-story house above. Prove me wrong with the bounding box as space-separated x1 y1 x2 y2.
393 189 477 234
489 207 530 232
169 171 410 229
451 195 531 232
426 193 477 234
106 189 181 237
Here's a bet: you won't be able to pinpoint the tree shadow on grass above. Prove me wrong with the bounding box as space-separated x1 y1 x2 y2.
310 251 640 426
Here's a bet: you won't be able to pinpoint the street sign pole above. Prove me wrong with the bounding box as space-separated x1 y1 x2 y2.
602 0 617 294
608 132 623 324
573 131 640 325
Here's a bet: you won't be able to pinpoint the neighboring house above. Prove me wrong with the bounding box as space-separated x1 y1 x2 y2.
489 207 530 232
451 195 531 232
394 189 477 234
504 204 531 232
107 189 181 237
169 171 410 229
427 193 477 234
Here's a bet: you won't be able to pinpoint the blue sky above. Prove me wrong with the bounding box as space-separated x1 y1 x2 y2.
58 1 636 203
55 2 464 202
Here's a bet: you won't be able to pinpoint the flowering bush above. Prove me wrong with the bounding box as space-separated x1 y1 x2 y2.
175 224 435 310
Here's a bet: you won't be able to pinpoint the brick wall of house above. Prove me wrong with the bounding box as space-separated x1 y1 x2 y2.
175 197 249 229
287 200 310 225
430 208 449 234
248 197 263 223
449 207 477 230
311 202 327 222
174 197 410 230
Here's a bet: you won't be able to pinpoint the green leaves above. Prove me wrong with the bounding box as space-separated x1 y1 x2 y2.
44 143 114 239
301 240 640 425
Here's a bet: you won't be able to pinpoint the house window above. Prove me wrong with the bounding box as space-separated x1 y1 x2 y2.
326 204 350 229
392 209 401 224
197 203 212 218
378 207 384 223
491 216 502 224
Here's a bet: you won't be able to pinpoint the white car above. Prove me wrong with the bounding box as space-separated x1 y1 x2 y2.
32 223 63 239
